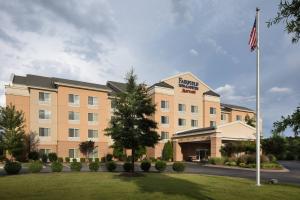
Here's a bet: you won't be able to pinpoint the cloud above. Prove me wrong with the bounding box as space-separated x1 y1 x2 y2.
269 87 292 94
215 84 255 104
189 49 198 56
170 0 194 25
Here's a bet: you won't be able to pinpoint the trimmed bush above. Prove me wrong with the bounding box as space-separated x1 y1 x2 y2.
48 153 58 162
89 162 100 172
94 158 100 163
58 157 63 163
172 162 185 172
80 158 86 163
140 160 151 172
239 162 246 168
28 151 39 161
41 154 48 163
28 161 43 173
70 161 82 171
123 162 134 172
162 141 173 161
208 157 225 165
72 158 77 162
155 160 167 172
106 161 117 172
261 162 283 169
260 154 270 163
237 155 248 165
106 154 113 162
65 157 70 163
4 161 22 175
51 161 63 172
267 154 277 162
246 154 256 164
149 157 157 162
88 158 93 163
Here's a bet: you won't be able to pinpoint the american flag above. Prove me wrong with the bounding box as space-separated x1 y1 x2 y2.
248 18 257 51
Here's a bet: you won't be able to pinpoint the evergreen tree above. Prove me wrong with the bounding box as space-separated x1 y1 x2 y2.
245 114 256 127
0 104 26 160
105 70 159 172
162 140 173 161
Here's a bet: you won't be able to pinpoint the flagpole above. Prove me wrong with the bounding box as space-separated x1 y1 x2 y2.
256 7 261 186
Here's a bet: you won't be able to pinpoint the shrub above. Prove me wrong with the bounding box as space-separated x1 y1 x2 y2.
172 162 185 172
72 158 77 162
267 154 277 162
106 154 113 162
0 155 7 162
239 162 246 168
41 154 48 163
65 157 70 163
208 157 225 165
51 161 63 172
95 158 100 163
28 161 43 173
229 161 237 166
149 157 157 162
48 153 58 162
89 162 100 172
247 163 256 168
260 154 270 163
140 160 151 172
261 162 283 169
4 161 22 175
70 161 82 171
28 151 39 161
237 155 248 165
100 157 106 163
162 141 173 161
106 161 117 172
285 151 296 160
88 158 93 163
123 162 134 172
246 154 256 164
58 157 63 163
80 158 86 163
155 160 167 172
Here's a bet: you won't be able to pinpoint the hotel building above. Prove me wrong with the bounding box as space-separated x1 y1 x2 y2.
5 72 256 161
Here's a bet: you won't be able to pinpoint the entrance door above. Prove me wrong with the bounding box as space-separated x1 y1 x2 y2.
196 149 208 161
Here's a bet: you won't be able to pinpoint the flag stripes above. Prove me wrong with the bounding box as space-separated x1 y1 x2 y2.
249 18 257 51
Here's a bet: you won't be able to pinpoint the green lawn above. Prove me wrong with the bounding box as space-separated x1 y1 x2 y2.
0 173 299 200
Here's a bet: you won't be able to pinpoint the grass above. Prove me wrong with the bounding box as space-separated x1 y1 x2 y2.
0 172 299 200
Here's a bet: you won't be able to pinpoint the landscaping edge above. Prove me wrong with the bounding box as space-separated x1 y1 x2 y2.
204 164 290 172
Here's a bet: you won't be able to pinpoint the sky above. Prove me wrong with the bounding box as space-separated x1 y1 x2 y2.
0 0 299 137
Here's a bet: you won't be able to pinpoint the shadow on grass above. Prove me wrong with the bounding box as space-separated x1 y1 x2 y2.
114 173 213 200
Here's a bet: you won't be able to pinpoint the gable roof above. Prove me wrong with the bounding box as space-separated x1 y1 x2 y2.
12 74 109 91
203 90 220 97
148 81 174 90
106 81 127 94
221 103 254 112
175 127 216 136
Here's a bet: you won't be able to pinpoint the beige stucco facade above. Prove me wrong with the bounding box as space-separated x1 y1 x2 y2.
5 72 257 161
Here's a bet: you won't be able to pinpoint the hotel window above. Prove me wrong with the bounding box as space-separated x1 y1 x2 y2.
39 92 50 103
210 121 216 127
191 105 198 113
69 111 80 121
39 110 51 119
161 131 169 140
178 104 186 112
69 149 78 158
88 129 99 138
236 115 242 121
161 116 169 124
39 149 51 155
88 147 98 158
88 96 98 106
39 128 50 137
210 107 216 115
88 113 98 122
69 128 80 137
178 118 186 126
69 94 80 105
221 114 226 121
191 120 198 127
161 100 169 110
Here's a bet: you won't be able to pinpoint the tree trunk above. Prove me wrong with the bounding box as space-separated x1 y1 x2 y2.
131 148 135 173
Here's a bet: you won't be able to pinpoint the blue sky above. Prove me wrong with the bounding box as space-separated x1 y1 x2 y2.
0 0 299 137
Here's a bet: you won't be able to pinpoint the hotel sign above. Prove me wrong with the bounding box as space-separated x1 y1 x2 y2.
178 77 199 94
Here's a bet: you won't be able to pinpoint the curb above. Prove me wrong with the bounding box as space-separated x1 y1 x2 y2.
204 164 290 172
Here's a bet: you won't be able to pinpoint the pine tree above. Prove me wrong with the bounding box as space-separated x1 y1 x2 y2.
162 141 173 161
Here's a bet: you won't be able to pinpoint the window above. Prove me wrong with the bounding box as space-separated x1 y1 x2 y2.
88 129 98 138
191 120 198 127
88 147 98 158
161 116 169 124
69 128 80 137
39 92 50 103
210 121 216 127
210 107 216 115
221 114 226 121
178 118 186 126
178 104 186 112
39 128 50 137
69 111 80 121
88 96 98 106
68 94 80 105
88 113 98 122
39 110 51 119
191 105 198 113
161 132 169 140
69 149 78 158
236 115 242 121
39 149 50 155
161 100 169 110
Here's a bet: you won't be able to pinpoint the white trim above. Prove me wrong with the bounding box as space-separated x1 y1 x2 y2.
54 81 111 92
161 72 214 91
217 121 256 131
